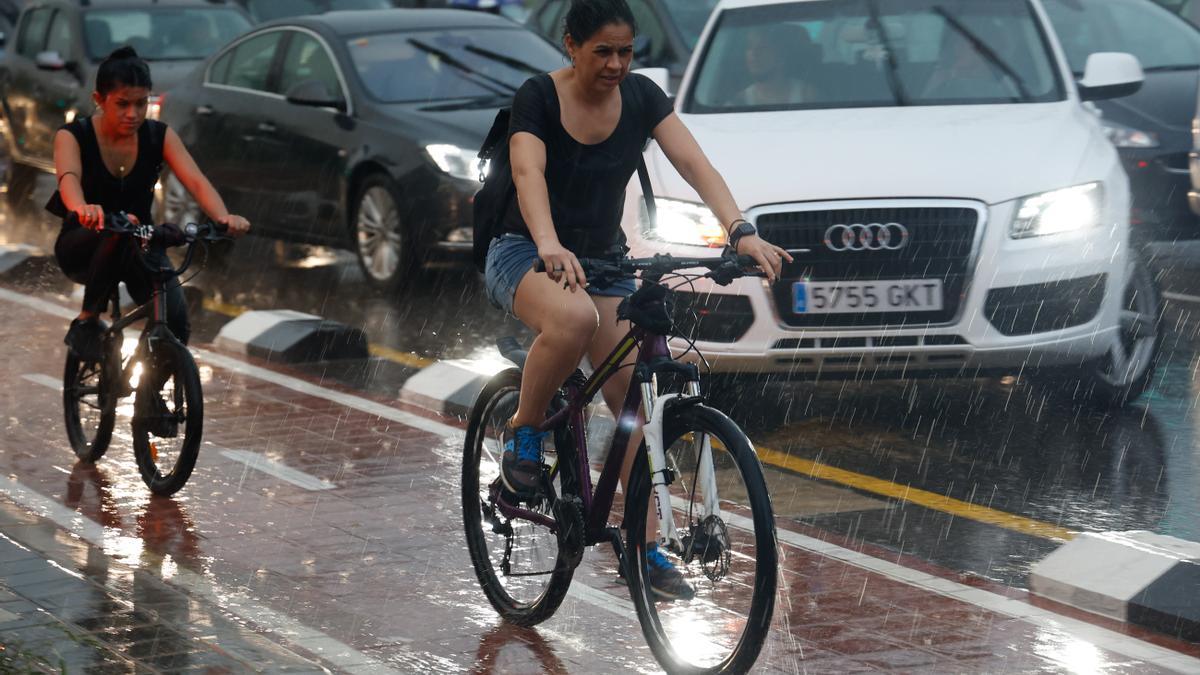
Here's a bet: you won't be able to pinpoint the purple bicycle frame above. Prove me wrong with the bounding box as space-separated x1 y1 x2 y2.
492 324 672 541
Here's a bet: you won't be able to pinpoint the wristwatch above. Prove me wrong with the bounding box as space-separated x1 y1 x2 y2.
727 220 757 250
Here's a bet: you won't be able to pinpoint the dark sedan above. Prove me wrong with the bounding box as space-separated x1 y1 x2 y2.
158 9 563 289
1044 0 1200 237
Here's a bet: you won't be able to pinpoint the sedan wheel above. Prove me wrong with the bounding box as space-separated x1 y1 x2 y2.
353 176 412 289
1087 256 1160 407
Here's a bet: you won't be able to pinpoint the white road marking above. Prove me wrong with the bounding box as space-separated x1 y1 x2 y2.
218 447 336 491
8 285 1200 670
22 373 62 391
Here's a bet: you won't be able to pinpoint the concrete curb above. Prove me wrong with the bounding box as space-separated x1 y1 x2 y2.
0 244 42 274
1031 530 1200 640
215 309 369 363
398 356 617 449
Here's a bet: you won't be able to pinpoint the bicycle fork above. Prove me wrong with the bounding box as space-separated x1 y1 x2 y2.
640 378 721 554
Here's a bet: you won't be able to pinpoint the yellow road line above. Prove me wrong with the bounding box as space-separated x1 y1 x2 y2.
367 344 435 370
753 444 1076 542
200 297 432 369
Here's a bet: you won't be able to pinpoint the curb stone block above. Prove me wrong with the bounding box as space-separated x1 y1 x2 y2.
1031 530 1200 639
215 309 368 363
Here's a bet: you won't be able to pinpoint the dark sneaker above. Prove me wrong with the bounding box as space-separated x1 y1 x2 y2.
646 544 695 601
65 317 107 362
500 422 548 496
135 392 178 438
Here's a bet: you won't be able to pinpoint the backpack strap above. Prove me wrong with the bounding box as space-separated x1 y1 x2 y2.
626 75 657 227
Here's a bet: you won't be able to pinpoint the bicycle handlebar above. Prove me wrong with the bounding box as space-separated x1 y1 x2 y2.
101 211 231 277
533 252 763 286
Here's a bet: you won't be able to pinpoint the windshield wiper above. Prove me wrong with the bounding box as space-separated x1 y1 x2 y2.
932 5 1030 101
408 39 517 96
1142 64 1200 72
463 44 544 76
419 93 514 112
866 0 909 106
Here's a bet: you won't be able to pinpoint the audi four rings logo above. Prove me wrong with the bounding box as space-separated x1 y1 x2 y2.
824 223 910 252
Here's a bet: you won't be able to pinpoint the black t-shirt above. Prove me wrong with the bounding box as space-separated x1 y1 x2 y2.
503 72 673 257
46 116 168 228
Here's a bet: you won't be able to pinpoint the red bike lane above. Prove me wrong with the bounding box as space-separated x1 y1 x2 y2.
1 287 1198 673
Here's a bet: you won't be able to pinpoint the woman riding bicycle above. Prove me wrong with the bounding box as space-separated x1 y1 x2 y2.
484 0 791 599
48 46 250 364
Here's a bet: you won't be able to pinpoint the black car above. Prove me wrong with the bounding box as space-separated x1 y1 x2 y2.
0 0 253 207
526 0 715 88
1043 0 1200 236
158 9 563 289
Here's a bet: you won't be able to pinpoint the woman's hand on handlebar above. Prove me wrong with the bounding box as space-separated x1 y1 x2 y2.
217 214 251 237
735 234 792 283
74 203 106 231
538 242 587 292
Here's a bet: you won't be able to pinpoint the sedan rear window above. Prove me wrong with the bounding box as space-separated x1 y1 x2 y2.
83 8 252 61
347 27 563 103
686 0 1064 113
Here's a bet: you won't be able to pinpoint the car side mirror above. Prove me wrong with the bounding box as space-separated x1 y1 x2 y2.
285 79 346 112
1078 52 1143 101
35 50 68 71
633 66 671 98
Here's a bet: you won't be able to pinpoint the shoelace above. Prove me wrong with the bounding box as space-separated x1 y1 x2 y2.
512 426 548 463
646 545 675 571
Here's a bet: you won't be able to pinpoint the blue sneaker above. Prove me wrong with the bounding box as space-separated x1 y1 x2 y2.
646 543 695 601
500 422 548 496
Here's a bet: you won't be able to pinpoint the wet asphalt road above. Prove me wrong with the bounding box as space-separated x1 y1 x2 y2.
4 173 1200 594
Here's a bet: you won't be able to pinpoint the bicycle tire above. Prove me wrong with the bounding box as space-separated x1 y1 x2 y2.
462 368 577 626
624 403 777 675
63 352 116 462
132 341 203 496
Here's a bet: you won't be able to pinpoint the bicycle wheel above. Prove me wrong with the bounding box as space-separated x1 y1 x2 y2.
625 403 777 675
132 341 203 496
63 352 116 462
462 368 579 626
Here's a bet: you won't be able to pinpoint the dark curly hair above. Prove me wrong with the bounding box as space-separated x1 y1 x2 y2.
563 0 637 45
96 46 152 96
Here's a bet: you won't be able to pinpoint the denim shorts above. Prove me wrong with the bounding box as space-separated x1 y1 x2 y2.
484 233 636 314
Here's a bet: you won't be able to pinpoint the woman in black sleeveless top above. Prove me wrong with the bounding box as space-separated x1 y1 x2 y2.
49 47 250 360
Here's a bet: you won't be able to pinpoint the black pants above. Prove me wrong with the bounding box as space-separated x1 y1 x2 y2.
54 224 190 345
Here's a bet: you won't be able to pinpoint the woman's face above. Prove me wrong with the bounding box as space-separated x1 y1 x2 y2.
566 21 634 93
93 85 150 136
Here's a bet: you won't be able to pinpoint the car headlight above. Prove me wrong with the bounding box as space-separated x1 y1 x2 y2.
1100 119 1158 148
424 144 479 181
639 197 727 247
1010 182 1104 239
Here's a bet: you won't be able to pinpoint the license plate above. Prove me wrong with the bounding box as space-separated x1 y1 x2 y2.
792 279 944 314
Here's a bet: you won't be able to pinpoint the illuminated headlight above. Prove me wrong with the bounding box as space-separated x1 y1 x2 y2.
148 94 163 121
425 144 479 181
1100 119 1157 148
1011 183 1104 239
639 197 727 247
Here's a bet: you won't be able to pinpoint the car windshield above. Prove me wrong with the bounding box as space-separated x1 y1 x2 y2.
686 0 1063 114
245 0 393 23
1042 0 1200 73
661 0 718 50
347 27 563 103
84 8 252 61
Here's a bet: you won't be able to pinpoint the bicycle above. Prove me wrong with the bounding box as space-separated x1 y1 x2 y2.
63 212 230 496
462 252 779 675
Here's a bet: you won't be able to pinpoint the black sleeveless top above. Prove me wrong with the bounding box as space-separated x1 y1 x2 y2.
502 73 673 257
46 116 168 228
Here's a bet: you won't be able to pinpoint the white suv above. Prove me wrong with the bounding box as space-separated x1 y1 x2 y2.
627 0 1160 404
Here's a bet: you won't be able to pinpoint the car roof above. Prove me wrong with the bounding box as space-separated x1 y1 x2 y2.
269 8 517 36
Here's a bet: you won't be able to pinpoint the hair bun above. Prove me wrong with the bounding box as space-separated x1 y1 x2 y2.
106 45 140 61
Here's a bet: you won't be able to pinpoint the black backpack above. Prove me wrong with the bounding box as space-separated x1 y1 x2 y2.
470 78 658 273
